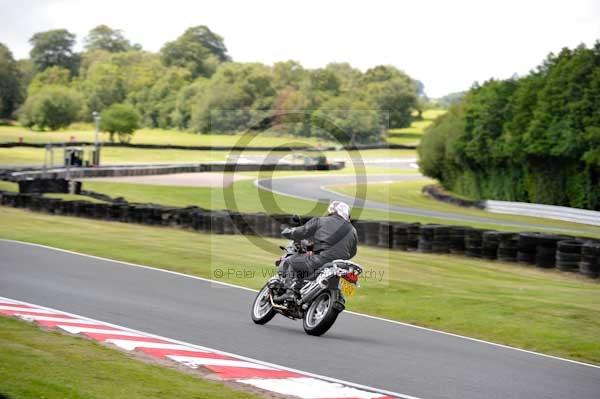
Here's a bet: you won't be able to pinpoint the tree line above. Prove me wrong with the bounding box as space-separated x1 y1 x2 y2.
418 42 600 210
0 25 423 143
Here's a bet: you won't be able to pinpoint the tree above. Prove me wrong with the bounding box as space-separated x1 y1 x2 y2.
18 85 82 130
29 29 79 74
312 96 382 144
161 26 229 78
84 25 135 53
0 43 23 118
27 66 71 95
100 103 139 143
189 63 274 133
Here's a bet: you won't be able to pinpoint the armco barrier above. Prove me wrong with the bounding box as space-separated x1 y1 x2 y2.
5 161 345 181
423 184 600 227
1 190 598 280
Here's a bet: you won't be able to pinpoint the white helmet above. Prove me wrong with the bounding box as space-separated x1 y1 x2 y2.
327 200 351 221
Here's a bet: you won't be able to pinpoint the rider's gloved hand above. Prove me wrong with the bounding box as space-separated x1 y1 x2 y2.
281 227 295 238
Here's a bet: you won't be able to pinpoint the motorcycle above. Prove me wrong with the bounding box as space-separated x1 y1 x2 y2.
251 238 364 336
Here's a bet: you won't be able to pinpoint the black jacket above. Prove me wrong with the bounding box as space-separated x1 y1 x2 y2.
289 214 358 262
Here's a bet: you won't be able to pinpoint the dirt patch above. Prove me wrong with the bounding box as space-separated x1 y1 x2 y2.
82 172 253 187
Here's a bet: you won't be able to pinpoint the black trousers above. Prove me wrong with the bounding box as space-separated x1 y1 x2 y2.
278 254 326 284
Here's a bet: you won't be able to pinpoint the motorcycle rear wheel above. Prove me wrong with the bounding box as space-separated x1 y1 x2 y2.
251 283 276 324
303 290 339 336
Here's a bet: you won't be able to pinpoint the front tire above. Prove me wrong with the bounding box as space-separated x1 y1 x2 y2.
303 290 340 336
251 283 276 324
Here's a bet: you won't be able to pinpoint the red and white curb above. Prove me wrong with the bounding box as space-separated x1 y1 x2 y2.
0 296 412 399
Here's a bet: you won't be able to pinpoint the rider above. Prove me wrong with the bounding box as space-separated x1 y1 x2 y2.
276 200 358 302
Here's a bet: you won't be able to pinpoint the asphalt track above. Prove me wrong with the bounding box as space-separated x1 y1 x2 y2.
1 240 599 399
255 173 595 233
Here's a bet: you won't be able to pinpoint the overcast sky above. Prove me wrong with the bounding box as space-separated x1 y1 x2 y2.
1 0 599 97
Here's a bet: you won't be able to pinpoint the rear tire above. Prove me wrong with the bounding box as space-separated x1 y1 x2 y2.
303 290 340 336
251 283 276 324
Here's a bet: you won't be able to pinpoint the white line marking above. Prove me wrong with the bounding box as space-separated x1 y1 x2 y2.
17 315 101 324
2 239 599 371
168 356 277 370
238 377 403 399
0 294 413 399
57 325 144 336
0 305 58 314
105 340 192 351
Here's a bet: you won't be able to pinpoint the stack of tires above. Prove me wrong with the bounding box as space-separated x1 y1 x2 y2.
465 229 485 258
449 226 468 254
482 231 499 260
431 225 451 253
365 221 380 246
517 233 539 265
353 220 367 244
417 224 435 253
535 235 563 268
407 223 421 251
556 240 584 272
391 223 409 250
497 233 519 262
378 223 394 248
580 242 600 278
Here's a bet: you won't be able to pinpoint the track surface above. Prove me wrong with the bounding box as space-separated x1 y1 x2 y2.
1 241 599 399
256 173 593 232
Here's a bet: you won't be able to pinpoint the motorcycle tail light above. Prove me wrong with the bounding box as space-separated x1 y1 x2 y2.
343 272 358 283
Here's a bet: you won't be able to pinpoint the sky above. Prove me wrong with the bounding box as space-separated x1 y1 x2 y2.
1 0 599 98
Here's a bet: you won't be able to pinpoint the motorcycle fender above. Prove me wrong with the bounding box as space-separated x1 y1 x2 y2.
333 300 345 312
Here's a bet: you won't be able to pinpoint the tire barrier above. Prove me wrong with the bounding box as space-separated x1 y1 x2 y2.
378 223 394 248
497 232 519 262
535 235 564 269
580 242 600 278
482 231 500 260
556 240 584 272
422 185 484 209
1 190 599 280
465 229 485 258
449 226 469 254
517 232 540 265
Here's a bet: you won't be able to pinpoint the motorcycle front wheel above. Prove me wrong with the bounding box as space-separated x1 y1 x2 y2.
251 283 276 324
303 290 339 336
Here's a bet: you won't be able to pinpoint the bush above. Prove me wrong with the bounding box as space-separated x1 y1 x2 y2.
18 85 82 130
100 102 139 143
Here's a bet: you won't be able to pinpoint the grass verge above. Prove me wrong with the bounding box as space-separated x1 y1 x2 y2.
1 206 599 364
387 109 446 145
0 316 260 399
328 179 600 237
82 178 600 237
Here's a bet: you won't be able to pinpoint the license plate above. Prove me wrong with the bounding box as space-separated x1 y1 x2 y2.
339 279 356 297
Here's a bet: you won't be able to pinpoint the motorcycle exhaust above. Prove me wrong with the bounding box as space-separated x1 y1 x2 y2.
300 281 323 304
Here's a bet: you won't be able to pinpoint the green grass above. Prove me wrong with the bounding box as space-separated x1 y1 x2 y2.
1 206 599 364
0 145 416 166
387 109 446 145
0 180 18 191
81 178 600 237
328 179 600 236
0 315 260 399
0 124 334 147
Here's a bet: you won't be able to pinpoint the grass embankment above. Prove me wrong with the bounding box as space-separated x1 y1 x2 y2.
0 145 417 166
328 178 600 237
387 109 446 145
82 178 600 237
0 124 334 147
0 316 259 399
1 206 599 364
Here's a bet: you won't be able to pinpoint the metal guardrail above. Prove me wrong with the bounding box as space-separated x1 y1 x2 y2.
484 201 600 227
